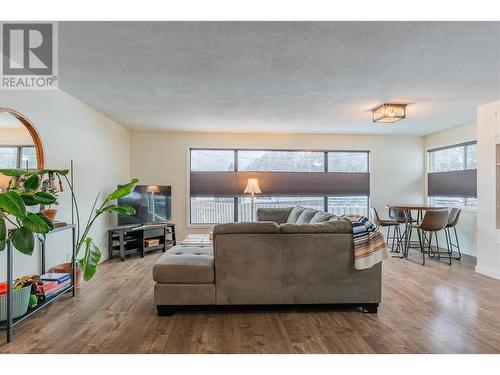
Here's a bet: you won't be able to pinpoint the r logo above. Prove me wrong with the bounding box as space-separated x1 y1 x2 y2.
2 23 54 75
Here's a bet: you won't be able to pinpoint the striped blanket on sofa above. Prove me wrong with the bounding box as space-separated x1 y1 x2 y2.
342 214 389 270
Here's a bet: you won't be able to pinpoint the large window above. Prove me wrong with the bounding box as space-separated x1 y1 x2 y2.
191 149 235 171
327 196 370 216
429 142 476 172
189 148 370 224
190 197 235 224
328 152 368 173
237 196 325 222
427 142 477 207
0 146 36 169
238 150 324 172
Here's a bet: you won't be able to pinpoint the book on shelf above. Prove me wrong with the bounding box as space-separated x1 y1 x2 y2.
43 279 71 298
53 221 68 228
41 272 71 284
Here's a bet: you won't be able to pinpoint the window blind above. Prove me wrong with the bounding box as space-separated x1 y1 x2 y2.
190 171 370 197
427 141 477 199
427 169 477 198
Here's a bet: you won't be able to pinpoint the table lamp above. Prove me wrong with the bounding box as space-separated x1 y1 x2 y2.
244 178 262 221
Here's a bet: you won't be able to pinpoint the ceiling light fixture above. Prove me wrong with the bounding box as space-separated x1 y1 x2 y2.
372 103 407 123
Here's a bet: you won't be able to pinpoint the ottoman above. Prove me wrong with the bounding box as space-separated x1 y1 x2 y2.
153 245 215 315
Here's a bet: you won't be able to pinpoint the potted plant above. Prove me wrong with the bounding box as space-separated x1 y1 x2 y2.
53 175 138 285
0 169 59 256
40 173 61 222
0 168 138 285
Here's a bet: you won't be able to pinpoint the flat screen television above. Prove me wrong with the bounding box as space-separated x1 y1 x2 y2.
117 185 172 226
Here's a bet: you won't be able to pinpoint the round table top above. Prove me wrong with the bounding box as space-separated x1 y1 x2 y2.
385 204 448 211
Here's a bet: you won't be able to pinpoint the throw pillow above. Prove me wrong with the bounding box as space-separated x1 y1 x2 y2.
310 211 335 223
286 206 306 223
296 208 319 223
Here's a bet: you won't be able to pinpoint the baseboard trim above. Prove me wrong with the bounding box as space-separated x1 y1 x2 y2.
475 265 500 280
459 248 475 257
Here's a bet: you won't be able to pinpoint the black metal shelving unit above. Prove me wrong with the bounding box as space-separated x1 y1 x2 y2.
0 224 76 343
1 162 77 343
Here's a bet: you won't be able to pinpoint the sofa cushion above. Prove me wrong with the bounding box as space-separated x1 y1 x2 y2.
214 221 279 236
296 208 319 223
280 219 352 234
153 246 214 284
286 206 306 223
256 207 294 224
310 211 335 223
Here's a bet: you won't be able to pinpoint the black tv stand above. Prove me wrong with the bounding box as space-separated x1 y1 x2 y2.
108 223 176 261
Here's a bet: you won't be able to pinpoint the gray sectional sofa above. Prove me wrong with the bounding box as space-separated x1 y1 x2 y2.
153 206 382 315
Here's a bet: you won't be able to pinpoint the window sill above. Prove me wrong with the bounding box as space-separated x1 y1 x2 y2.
187 224 217 229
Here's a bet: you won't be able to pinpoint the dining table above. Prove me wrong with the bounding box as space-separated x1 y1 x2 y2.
385 204 448 259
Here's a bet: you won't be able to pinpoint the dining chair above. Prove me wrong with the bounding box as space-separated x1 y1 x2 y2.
407 209 450 265
445 208 462 260
388 207 418 253
371 207 401 253
388 207 408 223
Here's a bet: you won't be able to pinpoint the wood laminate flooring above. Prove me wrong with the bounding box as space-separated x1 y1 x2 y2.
1 251 500 354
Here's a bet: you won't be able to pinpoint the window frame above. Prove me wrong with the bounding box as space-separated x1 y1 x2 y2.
188 147 370 226
0 145 36 169
428 141 477 173
427 141 477 208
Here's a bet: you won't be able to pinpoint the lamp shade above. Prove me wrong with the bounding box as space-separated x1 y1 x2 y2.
146 185 160 193
244 178 262 195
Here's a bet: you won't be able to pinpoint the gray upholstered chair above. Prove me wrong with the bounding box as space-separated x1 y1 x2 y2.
370 207 401 253
408 209 450 265
446 208 462 260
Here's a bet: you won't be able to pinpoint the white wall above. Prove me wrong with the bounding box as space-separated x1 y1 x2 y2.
0 89 130 280
130 131 424 241
477 99 500 280
424 123 477 256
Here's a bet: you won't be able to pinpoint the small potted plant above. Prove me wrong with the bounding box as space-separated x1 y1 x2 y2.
39 171 62 222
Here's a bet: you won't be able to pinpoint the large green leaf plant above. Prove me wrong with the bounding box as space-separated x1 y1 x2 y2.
0 168 138 282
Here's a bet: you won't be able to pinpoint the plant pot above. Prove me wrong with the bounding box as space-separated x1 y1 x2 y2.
41 208 58 222
0 284 31 321
53 262 82 288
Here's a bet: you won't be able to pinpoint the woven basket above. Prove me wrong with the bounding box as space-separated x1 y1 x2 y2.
0 285 32 321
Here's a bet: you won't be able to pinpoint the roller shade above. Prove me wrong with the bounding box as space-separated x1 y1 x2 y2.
190 171 370 197
428 170 477 198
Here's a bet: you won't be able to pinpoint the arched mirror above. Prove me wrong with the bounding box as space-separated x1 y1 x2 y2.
0 107 44 191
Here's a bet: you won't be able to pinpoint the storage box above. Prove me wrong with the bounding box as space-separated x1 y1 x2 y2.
145 239 160 247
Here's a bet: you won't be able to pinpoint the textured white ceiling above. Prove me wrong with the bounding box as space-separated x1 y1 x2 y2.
58 22 500 136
